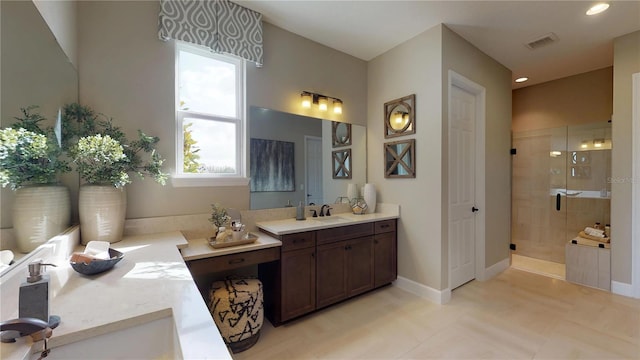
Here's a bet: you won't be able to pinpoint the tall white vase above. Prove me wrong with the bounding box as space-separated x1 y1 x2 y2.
13 184 71 253
347 183 358 201
363 183 377 213
79 185 127 245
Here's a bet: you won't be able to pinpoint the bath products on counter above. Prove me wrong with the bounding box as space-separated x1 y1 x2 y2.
19 260 55 322
296 201 306 220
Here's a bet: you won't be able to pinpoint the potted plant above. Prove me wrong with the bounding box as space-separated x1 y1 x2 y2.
0 106 71 252
209 203 231 233
64 103 168 244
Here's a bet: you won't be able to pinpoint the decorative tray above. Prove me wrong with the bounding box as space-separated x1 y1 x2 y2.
209 232 259 249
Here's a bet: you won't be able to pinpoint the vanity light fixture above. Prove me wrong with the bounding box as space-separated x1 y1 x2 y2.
586 3 609 15
593 138 604 148
391 111 410 131
300 91 343 114
581 141 589 149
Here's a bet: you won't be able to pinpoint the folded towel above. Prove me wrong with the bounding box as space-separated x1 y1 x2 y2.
571 237 611 249
584 227 605 237
578 231 610 243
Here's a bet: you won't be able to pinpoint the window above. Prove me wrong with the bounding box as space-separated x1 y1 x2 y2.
173 42 247 187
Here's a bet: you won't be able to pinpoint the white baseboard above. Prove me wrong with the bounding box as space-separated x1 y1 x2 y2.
394 276 451 304
611 281 637 298
482 257 510 280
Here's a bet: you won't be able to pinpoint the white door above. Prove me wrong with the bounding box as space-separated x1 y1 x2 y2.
449 84 478 289
305 136 323 205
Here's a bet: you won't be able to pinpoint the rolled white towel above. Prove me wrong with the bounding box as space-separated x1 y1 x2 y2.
584 227 605 238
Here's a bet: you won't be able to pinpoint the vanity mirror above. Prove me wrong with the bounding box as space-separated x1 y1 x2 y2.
384 94 415 138
332 121 351 147
1 1 79 273
249 107 366 209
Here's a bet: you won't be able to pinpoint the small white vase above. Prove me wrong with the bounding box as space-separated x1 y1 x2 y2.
79 185 127 245
363 183 377 213
12 184 71 253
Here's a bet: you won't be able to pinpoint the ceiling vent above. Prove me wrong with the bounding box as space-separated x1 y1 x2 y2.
525 32 558 50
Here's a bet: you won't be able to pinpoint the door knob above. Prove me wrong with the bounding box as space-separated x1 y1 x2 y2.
472 206 479 212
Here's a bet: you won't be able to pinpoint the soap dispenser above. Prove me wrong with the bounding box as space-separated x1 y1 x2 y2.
19 260 56 323
296 201 306 220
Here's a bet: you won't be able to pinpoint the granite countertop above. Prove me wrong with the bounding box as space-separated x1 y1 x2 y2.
181 232 282 261
256 205 400 235
1 231 231 360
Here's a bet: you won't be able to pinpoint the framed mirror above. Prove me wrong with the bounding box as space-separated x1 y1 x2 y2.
384 94 415 138
332 149 352 179
384 139 415 178
332 121 351 147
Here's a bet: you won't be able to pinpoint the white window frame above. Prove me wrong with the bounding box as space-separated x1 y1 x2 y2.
171 42 248 187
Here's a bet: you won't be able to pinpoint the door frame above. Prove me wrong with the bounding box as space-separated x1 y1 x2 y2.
304 135 323 206
448 70 486 289
632 72 640 298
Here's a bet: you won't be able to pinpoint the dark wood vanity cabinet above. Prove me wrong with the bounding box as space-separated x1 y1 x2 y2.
373 220 397 287
260 219 396 326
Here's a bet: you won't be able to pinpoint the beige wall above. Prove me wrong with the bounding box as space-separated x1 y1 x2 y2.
441 26 513 281
611 30 640 285
33 0 77 68
512 67 613 133
77 1 367 220
367 24 511 291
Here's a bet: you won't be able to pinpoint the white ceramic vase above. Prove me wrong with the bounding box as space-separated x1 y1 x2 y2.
79 185 127 245
12 184 71 253
363 183 376 213
347 183 358 201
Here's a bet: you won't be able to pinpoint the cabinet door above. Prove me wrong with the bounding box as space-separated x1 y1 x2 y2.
374 232 397 287
316 242 348 308
281 247 316 321
346 236 374 297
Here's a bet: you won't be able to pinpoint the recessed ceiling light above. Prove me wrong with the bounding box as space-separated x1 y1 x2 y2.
515 77 529 83
586 3 610 16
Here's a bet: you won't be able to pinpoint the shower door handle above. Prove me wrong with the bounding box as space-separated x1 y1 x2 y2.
556 193 561 211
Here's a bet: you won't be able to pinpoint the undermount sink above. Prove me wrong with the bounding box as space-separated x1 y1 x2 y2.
30 313 182 360
312 216 347 223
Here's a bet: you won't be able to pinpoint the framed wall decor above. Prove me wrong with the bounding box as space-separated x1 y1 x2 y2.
250 138 295 192
384 139 416 178
332 121 352 148
384 94 415 138
332 148 352 179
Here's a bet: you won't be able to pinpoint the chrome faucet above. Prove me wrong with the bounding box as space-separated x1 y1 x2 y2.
320 204 332 217
0 317 52 343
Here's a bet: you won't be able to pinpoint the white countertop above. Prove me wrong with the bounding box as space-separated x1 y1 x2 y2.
256 208 399 236
181 233 282 261
1 231 231 360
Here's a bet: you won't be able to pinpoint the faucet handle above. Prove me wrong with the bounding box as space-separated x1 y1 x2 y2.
310 209 318 217
326 207 332 216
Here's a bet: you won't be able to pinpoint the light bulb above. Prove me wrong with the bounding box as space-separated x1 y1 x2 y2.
333 99 343 114
318 96 328 111
301 93 312 108
586 3 609 15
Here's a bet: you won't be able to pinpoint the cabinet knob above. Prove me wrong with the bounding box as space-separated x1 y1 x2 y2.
229 258 245 265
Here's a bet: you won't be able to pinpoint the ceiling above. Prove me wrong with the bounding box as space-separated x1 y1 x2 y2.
239 1 640 89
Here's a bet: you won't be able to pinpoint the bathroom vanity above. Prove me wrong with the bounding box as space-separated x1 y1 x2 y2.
255 210 398 326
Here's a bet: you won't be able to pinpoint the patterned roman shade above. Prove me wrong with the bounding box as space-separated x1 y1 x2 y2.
159 0 263 66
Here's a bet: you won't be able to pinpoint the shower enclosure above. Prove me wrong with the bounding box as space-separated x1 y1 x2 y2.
511 122 612 264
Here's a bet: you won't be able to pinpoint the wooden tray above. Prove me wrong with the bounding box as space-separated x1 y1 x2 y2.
209 232 259 249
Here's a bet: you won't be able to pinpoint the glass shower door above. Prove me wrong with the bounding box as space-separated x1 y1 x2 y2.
511 127 568 262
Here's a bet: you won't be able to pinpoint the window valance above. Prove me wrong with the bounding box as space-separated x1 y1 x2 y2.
159 0 263 66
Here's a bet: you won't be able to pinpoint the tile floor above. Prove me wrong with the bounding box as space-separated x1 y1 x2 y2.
233 268 639 359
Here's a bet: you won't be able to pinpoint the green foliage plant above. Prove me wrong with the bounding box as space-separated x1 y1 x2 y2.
0 106 70 190
209 203 231 229
63 103 168 187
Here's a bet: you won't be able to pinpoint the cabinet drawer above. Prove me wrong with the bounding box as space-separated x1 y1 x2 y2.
317 223 374 245
187 247 280 275
281 232 316 252
374 220 396 234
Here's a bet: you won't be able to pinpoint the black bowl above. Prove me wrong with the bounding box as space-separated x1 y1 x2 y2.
70 248 124 275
